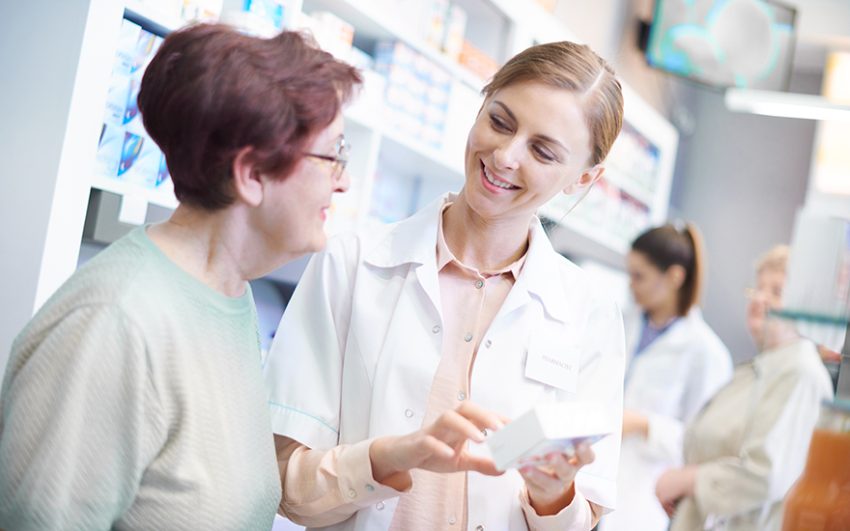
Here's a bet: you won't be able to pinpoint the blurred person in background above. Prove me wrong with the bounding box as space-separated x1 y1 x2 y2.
601 223 732 531
656 245 833 531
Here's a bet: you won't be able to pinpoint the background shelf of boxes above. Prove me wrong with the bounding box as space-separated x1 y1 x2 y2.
11 0 678 355
93 0 678 270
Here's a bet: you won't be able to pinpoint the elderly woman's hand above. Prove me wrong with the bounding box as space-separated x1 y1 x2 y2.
655 465 698 517
519 442 595 516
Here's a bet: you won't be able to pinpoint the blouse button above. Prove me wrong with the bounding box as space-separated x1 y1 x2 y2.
464 333 473 342
458 391 467 401
474 279 484 289
376 502 385 510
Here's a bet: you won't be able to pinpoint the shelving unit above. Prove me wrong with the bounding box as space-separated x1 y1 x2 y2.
6 0 680 349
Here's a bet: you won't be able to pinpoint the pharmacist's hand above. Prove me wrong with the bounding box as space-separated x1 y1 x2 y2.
370 401 504 488
519 442 595 516
622 409 649 438
655 466 697 517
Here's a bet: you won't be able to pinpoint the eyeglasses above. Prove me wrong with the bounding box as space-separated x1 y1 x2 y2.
303 136 349 182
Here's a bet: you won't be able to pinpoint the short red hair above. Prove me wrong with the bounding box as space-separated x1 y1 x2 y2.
138 24 362 210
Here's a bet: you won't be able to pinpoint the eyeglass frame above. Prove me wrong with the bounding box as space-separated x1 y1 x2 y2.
303 136 349 182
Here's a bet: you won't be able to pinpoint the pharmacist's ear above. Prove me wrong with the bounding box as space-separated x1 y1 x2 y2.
231 147 263 207
563 164 604 195
665 264 687 290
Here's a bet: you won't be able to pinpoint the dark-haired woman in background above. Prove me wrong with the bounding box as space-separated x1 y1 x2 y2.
600 223 732 531
0 25 360 530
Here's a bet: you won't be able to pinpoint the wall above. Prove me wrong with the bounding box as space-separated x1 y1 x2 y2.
0 0 122 377
555 0 826 360
669 72 822 362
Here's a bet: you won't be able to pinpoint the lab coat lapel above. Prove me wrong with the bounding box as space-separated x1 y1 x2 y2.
500 219 571 325
362 194 450 322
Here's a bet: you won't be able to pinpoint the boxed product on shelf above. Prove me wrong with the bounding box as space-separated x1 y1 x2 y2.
104 76 144 134
442 4 467 61
308 11 354 61
181 0 222 22
369 170 423 224
423 0 450 51
243 0 284 28
375 40 451 149
95 124 125 178
113 19 162 77
459 39 499 81
120 135 170 189
95 18 171 190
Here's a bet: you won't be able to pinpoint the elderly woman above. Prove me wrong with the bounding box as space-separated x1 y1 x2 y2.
0 24 360 530
656 245 834 531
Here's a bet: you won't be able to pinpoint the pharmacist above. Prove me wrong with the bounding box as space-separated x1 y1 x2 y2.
264 41 627 531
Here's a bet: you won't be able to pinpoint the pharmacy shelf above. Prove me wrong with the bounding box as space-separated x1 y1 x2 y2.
124 0 182 35
344 91 465 183
768 309 849 327
603 162 655 206
539 202 629 255
90 173 179 209
301 0 485 92
487 0 577 45
380 132 464 182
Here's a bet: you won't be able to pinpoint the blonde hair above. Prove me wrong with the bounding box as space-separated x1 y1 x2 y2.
755 245 789 274
482 41 624 165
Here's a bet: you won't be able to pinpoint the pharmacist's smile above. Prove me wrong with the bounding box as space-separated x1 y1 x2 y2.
480 160 521 193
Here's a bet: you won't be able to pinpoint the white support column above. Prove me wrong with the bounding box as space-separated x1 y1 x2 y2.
0 0 123 375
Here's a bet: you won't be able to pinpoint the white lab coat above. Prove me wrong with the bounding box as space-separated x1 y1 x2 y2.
263 194 626 531
600 307 732 531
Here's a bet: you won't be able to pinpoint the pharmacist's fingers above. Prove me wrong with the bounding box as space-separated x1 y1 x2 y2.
456 401 505 432
432 409 486 445
546 453 579 484
573 443 595 468
460 453 503 477
519 466 561 494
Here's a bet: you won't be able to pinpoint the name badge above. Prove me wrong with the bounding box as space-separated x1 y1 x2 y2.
525 334 579 393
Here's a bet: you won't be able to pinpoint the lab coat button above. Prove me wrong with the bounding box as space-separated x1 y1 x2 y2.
485 339 492 348
376 502 385 510
404 409 414 418
476 526 485 531
432 325 441 334
464 333 473 342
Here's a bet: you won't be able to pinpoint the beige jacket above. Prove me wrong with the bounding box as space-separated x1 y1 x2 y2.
670 339 833 531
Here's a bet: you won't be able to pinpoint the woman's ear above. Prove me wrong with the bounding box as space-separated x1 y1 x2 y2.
665 264 687 290
563 164 605 195
231 147 264 207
